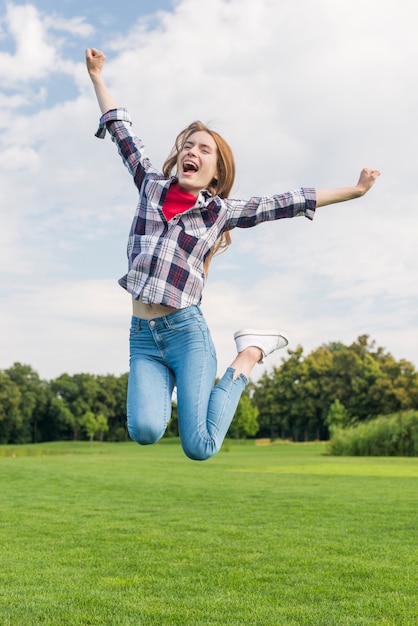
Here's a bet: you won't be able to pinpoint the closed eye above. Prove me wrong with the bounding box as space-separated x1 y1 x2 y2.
184 142 212 155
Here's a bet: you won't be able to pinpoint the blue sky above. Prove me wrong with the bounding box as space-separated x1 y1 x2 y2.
1 0 417 380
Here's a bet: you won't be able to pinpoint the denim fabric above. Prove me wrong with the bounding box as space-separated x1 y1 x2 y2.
127 306 248 460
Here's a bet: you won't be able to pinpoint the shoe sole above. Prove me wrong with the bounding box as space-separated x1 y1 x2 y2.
234 328 288 343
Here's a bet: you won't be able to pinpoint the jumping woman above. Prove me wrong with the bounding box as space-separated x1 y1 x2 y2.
86 48 380 460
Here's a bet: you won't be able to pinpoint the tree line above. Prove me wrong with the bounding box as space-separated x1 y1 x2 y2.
1 335 417 445
251 335 418 441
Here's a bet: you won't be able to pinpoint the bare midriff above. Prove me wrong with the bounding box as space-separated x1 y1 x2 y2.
132 295 179 320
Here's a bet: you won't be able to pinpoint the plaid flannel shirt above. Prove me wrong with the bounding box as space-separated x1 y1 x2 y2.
96 109 316 309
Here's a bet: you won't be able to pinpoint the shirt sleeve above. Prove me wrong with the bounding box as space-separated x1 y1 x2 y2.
223 188 316 229
94 108 161 189
95 108 132 138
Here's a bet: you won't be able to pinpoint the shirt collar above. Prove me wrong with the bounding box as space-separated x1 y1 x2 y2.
169 178 214 208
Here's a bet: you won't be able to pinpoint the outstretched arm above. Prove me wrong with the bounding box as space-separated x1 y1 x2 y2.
86 48 118 114
316 168 380 207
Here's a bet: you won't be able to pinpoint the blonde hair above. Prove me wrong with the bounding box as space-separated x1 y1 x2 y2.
162 121 236 273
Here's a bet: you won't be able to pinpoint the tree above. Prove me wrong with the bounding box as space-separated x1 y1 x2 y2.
302 347 334 440
5 363 51 443
50 373 101 440
50 372 128 442
80 411 108 443
253 346 313 441
373 355 418 414
228 390 259 439
96 373 128 441
252 369 284 439
254 347 328 441
81 411 97 443
332 336 418 422
0 334 415 445
0 372 21 444
46 396 76 440
253 335 418 442
96 413 109 442
326 399 351 434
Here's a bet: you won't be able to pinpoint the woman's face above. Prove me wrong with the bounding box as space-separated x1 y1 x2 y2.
176 130 218 197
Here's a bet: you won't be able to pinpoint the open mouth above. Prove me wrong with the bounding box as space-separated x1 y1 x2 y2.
183 160 199 173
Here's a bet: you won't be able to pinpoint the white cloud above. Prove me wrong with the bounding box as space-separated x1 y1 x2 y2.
44 14 94 38
0 3 55 83
0 144 40 170
0 0 417 379
0 2 93 88
0 279 129 379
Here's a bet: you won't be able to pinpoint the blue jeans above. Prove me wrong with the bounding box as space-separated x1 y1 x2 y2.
127 305 248 460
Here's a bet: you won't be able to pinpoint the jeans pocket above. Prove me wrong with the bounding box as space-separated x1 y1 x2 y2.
168 317 199 332
167 313 217 360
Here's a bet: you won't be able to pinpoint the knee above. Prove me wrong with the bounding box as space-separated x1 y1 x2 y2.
128 423 164 446
181 440 219 462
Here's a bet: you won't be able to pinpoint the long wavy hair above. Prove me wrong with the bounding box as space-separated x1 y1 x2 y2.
162 121 236 273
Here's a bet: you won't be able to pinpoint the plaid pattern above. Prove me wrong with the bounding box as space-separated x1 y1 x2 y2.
96 109 317 309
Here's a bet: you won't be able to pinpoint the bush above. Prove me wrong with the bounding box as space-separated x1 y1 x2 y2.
327 410 418 456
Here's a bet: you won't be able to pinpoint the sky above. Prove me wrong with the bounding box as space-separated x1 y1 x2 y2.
0 0 417 382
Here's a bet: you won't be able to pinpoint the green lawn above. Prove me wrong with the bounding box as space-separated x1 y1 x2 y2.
1 440 417 625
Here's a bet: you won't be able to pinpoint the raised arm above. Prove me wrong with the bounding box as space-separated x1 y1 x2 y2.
86 48 118 114
316 168 380 207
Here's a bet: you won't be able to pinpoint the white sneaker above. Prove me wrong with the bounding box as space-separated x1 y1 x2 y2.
234 328 289 363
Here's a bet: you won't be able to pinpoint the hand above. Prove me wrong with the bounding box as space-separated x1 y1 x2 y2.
316 167 381 207
85 48 117 113
356 168 381 196
86 48 106 78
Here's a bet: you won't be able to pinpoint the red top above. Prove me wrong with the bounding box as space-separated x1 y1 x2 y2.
162 183 196 221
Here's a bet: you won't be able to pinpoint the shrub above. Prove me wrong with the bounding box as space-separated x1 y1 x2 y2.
327 410 418 456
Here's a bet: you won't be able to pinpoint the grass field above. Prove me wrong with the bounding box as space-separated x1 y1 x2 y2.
1 440 417 625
